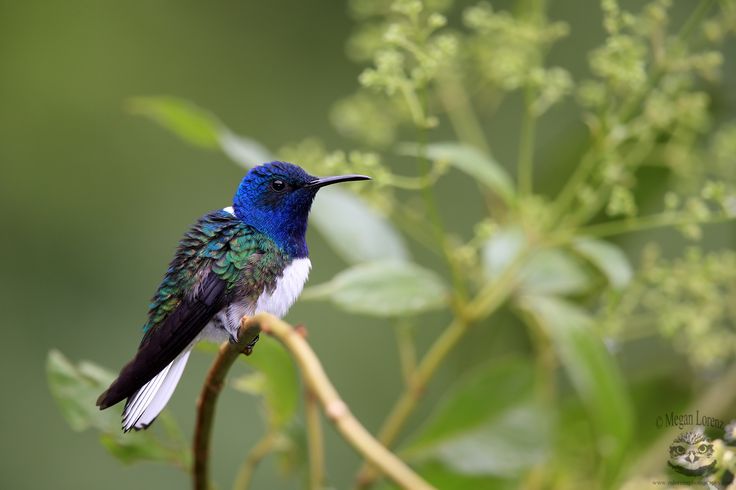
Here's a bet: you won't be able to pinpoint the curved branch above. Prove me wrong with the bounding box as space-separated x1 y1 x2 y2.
192 313 434 490
193 324 261 490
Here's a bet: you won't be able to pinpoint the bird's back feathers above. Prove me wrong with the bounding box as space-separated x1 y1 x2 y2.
97 210 289 414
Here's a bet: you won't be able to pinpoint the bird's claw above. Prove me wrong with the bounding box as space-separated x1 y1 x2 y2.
243 334 260 356
228 333 260 356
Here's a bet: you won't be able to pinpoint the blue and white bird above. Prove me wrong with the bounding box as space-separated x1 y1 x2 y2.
97 161 370 431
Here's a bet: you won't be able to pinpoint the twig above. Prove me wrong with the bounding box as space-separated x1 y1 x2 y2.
575 212 735 239
352 319 467 490
193 313 434 490
251 313 434 490
193 324 261 490
551 0 716 227
517 85 537 196
354 252 528 488
232 431 276 490
395 321 417 385
437 70 492 155
305 388 325 490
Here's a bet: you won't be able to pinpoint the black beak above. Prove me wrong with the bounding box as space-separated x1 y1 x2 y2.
305 174 371 189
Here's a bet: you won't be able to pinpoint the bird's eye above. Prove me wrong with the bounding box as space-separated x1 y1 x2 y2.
676 446 686 455
271 179 287 192
698 444 709 453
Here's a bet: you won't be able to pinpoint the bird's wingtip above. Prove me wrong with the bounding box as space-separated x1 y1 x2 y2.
96 390 111 409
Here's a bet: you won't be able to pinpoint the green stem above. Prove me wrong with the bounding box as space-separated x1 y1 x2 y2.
415 85 469 301
354 250 529 489
354 319 468 490
305 389 325 490
678 0 716 44
232 432 276 490
248 314 434 490
386 163 444 190
383 318 467 444
550 144 603 228
158 412 191 470
618 0 715 122
465 249 529 321
576 212 735 239
437 70 492 155
400 81 427 128
519 307 557 404
551 0 714 228
194 326 262 490
565 138 657 229
395 320 418 385
436 70 500 216
518 85 537 196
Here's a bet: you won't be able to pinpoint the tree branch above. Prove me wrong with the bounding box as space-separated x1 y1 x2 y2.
193 325 261 490
305 388 325 490
192 313 434 490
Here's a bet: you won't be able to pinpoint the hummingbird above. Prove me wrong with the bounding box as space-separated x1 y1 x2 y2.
97 161 370 431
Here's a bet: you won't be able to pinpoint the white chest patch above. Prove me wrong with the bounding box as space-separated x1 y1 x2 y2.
223 206 235 216
255 257 312 318
200 257 312 343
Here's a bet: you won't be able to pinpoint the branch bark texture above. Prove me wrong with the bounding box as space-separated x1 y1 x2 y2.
193 326 261 490
192 313 434 490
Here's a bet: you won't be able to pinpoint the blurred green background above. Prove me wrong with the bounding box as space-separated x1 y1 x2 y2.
1 1 734 489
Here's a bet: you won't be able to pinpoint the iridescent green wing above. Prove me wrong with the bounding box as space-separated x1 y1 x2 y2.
142 209 247 337
98 210 281 408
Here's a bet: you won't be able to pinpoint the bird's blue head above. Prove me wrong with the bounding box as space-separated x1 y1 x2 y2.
233 161 370 258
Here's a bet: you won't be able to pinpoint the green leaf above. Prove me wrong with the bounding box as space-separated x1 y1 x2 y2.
398 142 515 204
275 423 308 477
131 96 408 264
46 350 189 468
482 228 590 295
303 260 447 317
236 336 299 429
99 432 179 466
219 130 276 169
521 249 591 295
403 358 551 477
128 96 222 148
46 349 117 431
518 296 633 483
572 238 633 289
231 372 267 396
481 227 526 281
310 188 410 264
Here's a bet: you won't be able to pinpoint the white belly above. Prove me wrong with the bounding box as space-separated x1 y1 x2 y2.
255 257 312 318
201 257 312 342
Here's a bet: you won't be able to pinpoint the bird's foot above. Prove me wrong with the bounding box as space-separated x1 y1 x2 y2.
228 332 260 356
242 334 260 356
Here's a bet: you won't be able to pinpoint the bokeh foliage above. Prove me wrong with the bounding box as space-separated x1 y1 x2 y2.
42 0 736 489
